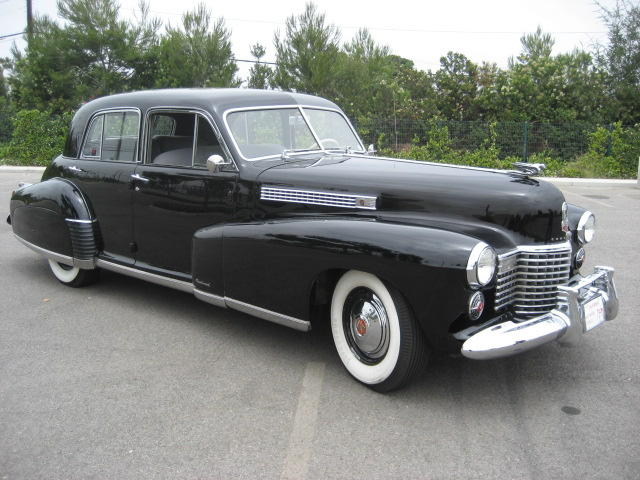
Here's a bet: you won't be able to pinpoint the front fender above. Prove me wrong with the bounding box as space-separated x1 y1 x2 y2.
10 178 99 263
202 218 482 348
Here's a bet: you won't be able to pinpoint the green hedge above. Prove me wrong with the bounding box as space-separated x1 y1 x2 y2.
0 109 71 166
380 121 639 179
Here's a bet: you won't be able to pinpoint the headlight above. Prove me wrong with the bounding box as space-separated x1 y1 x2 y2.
466 243 497 288
577 211 595 244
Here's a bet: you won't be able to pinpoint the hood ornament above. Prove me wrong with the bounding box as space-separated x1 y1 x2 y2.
511 162 546 176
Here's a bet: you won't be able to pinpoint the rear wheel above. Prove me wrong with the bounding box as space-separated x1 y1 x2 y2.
48 260 99 287
330 270 428 392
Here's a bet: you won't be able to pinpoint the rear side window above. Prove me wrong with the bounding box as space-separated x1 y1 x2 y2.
80 110 140 162
81 115 104 158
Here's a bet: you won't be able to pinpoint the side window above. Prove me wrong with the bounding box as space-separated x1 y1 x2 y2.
81 115 104 158
101 111 140 162
150 115 176 136
147 112 224 168
194 116 223 167
148 112 196 167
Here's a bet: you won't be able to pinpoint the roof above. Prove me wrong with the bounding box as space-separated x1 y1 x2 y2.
64 88 341 158
77 88 339 117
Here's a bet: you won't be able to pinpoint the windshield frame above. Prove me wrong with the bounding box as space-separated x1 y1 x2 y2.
222 104 365 162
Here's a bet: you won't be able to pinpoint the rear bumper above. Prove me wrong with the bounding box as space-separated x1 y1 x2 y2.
461 266 618 360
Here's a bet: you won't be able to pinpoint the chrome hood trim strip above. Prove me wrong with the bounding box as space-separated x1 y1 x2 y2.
261 186 377 210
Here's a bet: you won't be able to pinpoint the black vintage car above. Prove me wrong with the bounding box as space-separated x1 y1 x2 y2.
8 89 618 391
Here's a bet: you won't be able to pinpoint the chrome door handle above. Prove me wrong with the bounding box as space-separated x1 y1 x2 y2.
130 173 150 183
68 166 84 173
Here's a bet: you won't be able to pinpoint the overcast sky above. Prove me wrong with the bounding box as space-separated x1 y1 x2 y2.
1 0 615 82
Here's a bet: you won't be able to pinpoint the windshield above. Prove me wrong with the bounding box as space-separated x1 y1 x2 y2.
226 107 363 160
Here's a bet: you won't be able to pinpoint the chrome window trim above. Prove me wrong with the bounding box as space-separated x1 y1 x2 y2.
302 106 364 152
143 106 238 172
79 107 142 163
222 104 365 162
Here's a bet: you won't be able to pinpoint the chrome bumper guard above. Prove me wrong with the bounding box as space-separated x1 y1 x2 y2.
461 266 618 360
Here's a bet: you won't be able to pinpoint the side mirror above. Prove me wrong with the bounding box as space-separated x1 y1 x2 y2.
367 144 376 155
206 154 230 173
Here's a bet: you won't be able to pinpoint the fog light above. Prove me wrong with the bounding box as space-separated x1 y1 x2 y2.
468 291 485 321
574 247 585 270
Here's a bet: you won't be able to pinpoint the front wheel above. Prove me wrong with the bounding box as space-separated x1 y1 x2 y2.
48 260 99 287
330 270 428 392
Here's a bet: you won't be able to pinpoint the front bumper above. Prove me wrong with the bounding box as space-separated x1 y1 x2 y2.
461 266 618 360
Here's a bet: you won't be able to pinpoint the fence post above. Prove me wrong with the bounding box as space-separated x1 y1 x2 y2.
522 121 529 162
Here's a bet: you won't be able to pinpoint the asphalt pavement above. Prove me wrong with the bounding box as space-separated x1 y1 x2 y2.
1 171 639 480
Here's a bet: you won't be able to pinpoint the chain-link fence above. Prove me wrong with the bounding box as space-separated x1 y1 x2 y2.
355 119 637 162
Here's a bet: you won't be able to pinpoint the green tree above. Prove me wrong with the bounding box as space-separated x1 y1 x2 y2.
434 52 480 120
8 0 160 113
247 43 272 89
156 3 238 88
272 2 341 96
597 0 640 124
502 27 605 122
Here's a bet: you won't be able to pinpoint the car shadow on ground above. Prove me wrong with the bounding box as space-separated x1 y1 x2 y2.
13 254 603 408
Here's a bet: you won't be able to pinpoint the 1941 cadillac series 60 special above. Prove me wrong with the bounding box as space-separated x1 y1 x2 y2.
8 89 619 392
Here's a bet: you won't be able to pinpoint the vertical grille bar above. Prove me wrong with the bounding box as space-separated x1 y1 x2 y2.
495 242 572 317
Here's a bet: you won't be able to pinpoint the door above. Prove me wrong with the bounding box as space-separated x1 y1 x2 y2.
132 111 237 278
60 109 141 265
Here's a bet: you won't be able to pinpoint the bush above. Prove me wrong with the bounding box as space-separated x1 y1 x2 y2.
0 97 15 144
378 119 639 178
0 109 71 166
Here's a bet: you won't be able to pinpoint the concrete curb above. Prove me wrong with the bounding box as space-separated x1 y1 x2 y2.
0 166 46 173
543 177 637 187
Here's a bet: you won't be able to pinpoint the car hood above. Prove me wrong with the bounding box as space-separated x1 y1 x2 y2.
256 154 567 248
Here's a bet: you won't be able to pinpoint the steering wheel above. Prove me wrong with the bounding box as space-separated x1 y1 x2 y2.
319 138 341 149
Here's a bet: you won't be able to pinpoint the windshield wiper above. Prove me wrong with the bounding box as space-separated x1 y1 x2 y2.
281 147 320 159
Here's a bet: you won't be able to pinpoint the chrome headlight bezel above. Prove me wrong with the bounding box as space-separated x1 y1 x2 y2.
577 211 595 244
466 243 497 288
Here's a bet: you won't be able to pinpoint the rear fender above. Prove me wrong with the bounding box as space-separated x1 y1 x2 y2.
10 178 99 268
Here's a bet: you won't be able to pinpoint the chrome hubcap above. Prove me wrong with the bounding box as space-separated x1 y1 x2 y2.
346 290 390 361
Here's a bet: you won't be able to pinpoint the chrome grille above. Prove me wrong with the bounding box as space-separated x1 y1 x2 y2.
261 186 377 210
495 242 572 317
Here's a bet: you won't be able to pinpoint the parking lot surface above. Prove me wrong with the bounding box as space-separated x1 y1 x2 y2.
1 171 639 479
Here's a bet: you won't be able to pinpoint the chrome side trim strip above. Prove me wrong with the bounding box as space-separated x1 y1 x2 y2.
261 186 377 210
95 259 193 293
14 234 74 266
193 288 226 308
65 218 96 224
225 298 311 332
94 260 310 331
13 234 95 269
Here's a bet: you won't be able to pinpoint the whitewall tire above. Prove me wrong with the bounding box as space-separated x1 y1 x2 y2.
330 270 428 392
48 260 99 287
